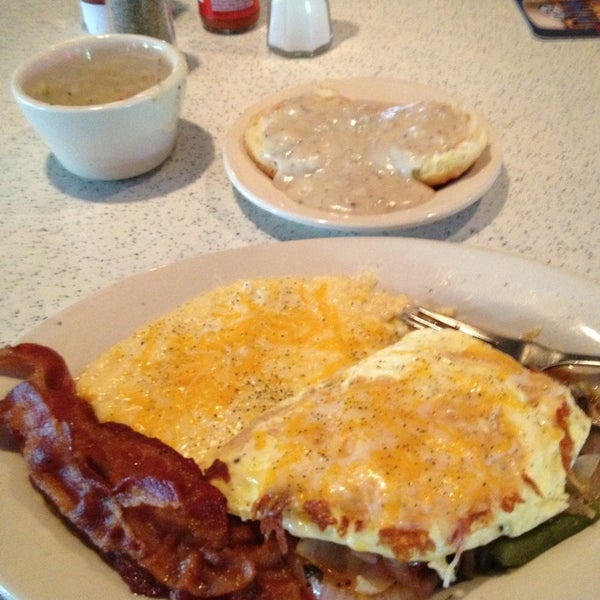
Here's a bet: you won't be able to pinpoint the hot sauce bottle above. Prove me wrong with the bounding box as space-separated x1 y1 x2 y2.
198 0 260 34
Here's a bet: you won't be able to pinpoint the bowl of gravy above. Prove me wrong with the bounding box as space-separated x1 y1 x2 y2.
12 34 187 180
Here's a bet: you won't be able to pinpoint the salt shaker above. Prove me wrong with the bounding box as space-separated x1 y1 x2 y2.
107 0 176 44
268 0 332 58
80 0 111 34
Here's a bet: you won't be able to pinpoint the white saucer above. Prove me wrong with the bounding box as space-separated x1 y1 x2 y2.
223 78 502 231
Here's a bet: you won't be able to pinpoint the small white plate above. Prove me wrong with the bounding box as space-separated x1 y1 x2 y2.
223 78 502 231
1 238 599 600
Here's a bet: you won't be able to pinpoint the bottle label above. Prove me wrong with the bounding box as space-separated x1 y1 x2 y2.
200 0 256 16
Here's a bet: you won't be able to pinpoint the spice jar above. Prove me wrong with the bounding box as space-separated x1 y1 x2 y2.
198 0 260 34
80 0 110 34
107 0 176 44
268 0 332 57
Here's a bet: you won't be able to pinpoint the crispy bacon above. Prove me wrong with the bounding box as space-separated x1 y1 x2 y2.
0 344 311 600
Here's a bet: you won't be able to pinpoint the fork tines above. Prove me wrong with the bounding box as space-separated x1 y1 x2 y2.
401 306 496 345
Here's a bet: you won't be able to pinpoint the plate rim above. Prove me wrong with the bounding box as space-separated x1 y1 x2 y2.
223 77 503 231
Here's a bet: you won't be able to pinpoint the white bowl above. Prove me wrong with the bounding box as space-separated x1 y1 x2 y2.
11 34 187 180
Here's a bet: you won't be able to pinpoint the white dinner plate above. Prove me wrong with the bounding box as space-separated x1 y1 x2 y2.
223 78 503 231
1 238 599 600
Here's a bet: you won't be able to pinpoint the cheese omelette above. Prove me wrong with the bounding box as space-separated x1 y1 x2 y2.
213 328 591 585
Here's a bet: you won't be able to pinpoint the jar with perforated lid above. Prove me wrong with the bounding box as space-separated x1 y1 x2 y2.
198 0 260 34
107 0 176 44
80 0 110 34
268 0 332 57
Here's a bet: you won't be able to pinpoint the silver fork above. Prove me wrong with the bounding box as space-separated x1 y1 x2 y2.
401 305 600 371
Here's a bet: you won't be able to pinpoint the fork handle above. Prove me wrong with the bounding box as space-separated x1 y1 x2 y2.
551 353 600 369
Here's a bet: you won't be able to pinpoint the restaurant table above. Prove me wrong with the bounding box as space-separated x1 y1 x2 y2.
1 4 600 600
1 0 599 347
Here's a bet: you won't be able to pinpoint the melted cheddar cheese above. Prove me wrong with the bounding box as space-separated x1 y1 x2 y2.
214 328 591 584
76 275 410 469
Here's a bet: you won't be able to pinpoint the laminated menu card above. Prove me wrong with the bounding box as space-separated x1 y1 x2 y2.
516 0 600 36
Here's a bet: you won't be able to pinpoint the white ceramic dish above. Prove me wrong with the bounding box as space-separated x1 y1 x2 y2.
1 238 599 600
223 79 502 231
11 34 187 180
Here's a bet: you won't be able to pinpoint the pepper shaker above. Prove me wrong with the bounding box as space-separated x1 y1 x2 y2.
268 0 332 58
107 0 176 44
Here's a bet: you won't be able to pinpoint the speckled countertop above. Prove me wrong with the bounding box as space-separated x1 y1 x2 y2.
1 0 599 346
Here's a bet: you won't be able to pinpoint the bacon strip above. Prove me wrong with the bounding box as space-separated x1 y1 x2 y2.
0 344 310 600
